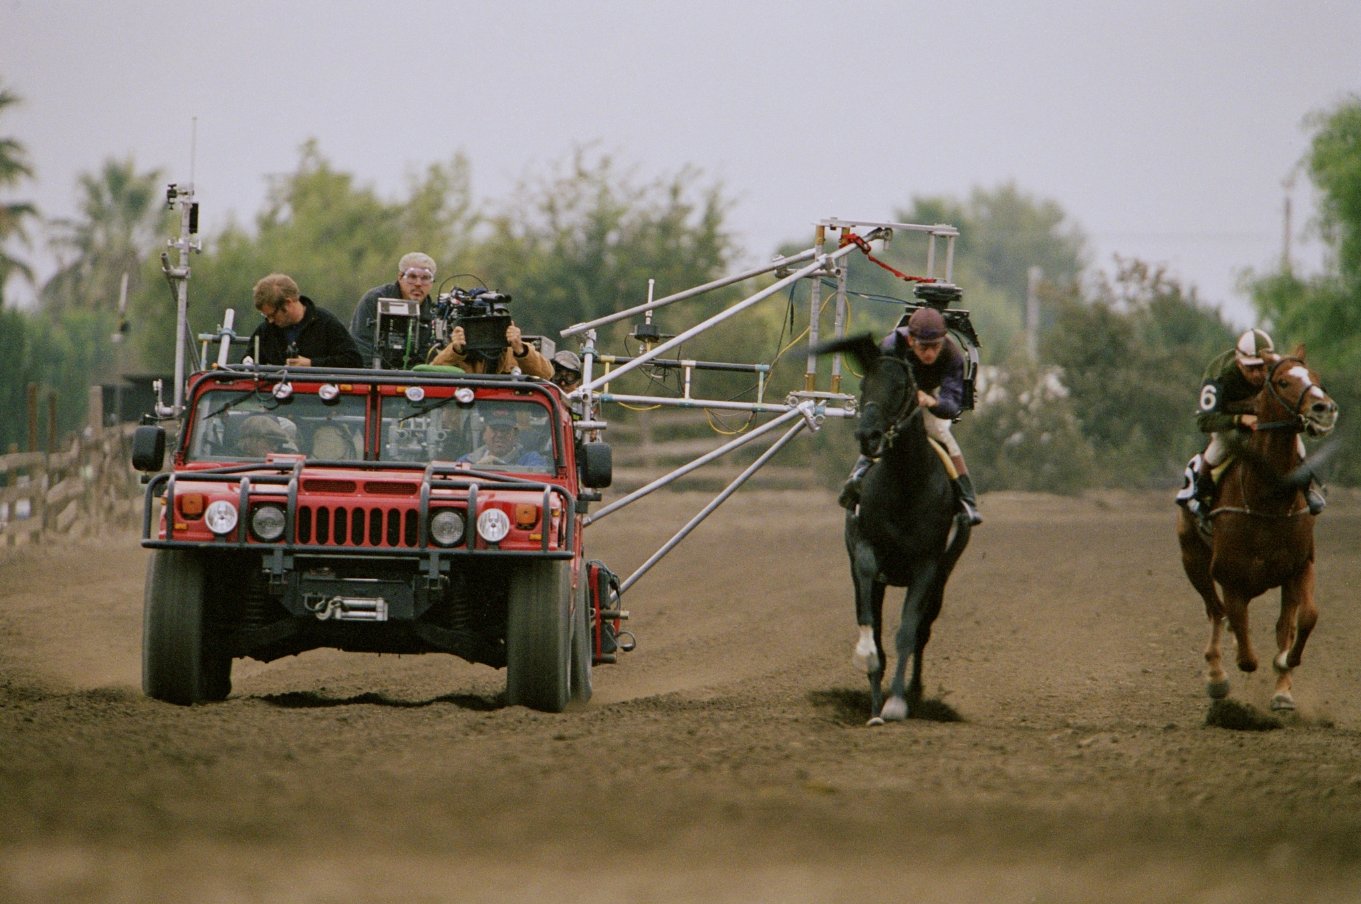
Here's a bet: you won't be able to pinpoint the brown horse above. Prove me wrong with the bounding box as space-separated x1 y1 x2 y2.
1177 348 1338 711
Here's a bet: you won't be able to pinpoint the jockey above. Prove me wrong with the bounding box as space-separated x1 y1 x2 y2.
1181 327 1325 517
839 306 982 525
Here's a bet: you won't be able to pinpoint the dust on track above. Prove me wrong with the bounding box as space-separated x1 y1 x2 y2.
3 489 1361 903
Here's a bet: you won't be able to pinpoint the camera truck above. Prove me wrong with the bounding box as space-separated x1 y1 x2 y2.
132 363 617 711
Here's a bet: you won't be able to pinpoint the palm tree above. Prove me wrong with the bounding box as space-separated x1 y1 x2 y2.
0 81 38 307
43 156 165 313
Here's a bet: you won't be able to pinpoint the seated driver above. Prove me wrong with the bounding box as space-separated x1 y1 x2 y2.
457 406 549 468
238 415 298 457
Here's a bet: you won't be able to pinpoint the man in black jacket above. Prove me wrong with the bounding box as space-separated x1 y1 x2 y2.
249 273 362 368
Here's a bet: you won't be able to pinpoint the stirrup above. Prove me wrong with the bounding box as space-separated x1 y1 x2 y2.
1307 485 1327 515
959 499 982 526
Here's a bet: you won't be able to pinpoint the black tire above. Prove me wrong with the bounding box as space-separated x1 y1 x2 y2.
505 560 571 712
142 550 231 704
569 570 593 707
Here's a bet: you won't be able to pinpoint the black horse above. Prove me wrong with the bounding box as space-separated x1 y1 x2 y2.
819 334 972 724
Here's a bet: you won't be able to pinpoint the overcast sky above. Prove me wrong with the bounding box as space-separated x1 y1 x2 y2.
4 0 1360 328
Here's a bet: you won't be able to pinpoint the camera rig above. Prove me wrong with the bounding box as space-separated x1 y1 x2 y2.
431 287 513 366
894 282 981 411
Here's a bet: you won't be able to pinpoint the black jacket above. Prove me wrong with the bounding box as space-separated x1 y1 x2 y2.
248 296 363 368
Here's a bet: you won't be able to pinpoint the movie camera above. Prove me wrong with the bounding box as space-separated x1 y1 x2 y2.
432 287 515 366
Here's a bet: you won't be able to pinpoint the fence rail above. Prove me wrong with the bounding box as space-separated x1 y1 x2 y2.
0 423 143 550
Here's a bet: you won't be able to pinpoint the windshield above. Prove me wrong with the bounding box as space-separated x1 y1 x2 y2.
186 388 367 463
379 395 557 473
186 385 559 473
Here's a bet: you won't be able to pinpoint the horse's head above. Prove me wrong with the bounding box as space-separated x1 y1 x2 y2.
811 333 920 458
1258 347 1339 438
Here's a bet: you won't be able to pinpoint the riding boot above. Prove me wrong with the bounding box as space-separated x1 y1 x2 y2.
954 474 983 526
839 455 872 510
1188 466 1216 518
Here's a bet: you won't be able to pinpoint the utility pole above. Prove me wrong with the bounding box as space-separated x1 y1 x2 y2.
1026 266 1042 360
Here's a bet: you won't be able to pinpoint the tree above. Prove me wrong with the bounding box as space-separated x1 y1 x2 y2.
0 80 38 307
1246 94 1361 484
41 156 166 314
1042 259 1234 486
472 147 737 344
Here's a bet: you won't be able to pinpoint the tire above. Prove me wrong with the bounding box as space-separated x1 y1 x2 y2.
569 570 593 707
142 550 231 705
505 560 571 712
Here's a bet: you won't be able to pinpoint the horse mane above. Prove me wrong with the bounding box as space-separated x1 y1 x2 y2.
811 334 882 373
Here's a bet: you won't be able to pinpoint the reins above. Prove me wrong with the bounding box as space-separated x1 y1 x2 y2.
1255 357 1324 432
867 358 922 455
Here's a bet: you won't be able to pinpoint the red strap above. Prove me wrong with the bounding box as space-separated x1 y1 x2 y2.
839 232 938 284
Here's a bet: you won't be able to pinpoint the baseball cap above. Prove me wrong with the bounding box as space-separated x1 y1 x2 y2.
907 306 947 341
482 406 518 428
553 350 582 373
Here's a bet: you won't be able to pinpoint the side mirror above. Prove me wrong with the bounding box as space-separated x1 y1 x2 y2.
578 441 612 489
131 425 166 472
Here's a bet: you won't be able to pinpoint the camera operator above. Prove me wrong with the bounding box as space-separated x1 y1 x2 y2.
428 310 553 378
350 251 438 368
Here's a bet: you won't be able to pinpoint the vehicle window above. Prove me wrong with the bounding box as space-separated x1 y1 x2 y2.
379 395 555 473
187 389 366 463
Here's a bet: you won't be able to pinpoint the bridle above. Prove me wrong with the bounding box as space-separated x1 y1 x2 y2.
861 358 922 456
1255 357 1325 433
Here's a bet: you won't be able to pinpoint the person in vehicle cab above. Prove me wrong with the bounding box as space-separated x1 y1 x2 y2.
249 273 363 368
1180 327 1326 516
838 306 981 525
551 349 583 392
428 319 553 377
351 251 438 367
457 406 549 468
237 414 298 457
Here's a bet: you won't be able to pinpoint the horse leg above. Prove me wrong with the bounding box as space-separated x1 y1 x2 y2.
882 565 937 722
1223 587 1259 674
1179 513 1229 698
850 543 881 673
866 586 888 725
1271 564 1317 712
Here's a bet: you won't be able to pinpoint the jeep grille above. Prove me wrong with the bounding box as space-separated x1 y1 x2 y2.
296 505 419 547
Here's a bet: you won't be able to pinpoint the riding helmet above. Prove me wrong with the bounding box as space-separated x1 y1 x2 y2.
907 306 948 341
1235 328 1274 366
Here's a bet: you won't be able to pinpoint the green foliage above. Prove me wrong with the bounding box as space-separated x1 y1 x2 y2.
1042 260 1234 486
0 79 38 303
42 157 167 314
130 141 477 371
1245 94 1361 484
471 147 737 345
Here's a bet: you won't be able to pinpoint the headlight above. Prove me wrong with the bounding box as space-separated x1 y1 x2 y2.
250 504 287 542
204 500 239 536
476 508 511 544
429 509 466 547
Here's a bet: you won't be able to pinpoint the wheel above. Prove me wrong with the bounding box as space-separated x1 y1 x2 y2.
505 560 571 712
142 550 231 704
569 569 593 707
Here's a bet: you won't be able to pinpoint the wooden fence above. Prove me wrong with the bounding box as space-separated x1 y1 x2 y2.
0 388 143 551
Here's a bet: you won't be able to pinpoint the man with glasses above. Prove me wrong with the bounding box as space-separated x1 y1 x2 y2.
350 251 439 367
837 306 982 525
248 273 362 368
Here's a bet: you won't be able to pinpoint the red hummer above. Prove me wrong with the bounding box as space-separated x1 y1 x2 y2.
132 365 618 711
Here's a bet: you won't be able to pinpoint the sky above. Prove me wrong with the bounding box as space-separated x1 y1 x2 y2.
3 0 1360 329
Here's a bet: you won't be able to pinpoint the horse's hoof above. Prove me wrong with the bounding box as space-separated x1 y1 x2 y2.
1270 693 1296 712
866 716 885 728
881 697 908 721
1237 659 1258 674
1206 678 1230 700
1272 652 1291 674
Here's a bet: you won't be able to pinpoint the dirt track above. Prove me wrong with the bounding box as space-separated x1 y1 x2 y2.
3 488 1361 903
